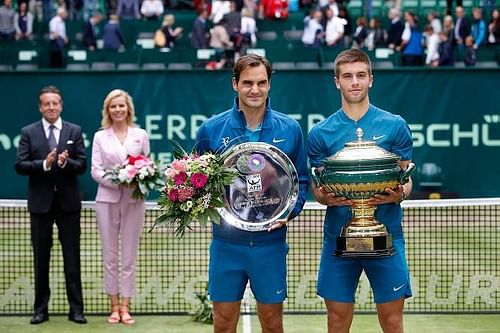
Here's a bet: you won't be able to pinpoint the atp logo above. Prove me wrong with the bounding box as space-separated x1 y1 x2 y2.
246 174 262 193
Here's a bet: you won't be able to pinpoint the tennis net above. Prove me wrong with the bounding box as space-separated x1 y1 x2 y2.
0 198 498 314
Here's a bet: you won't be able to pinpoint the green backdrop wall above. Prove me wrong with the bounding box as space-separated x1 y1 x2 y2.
1 68 499 200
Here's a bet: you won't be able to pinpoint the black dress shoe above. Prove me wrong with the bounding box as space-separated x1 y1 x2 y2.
68 312 87 324
30 312 49 324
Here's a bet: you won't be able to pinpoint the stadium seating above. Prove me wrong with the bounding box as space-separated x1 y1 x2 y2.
0 2 498 71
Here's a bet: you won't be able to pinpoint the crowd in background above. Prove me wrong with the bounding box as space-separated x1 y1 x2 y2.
0 0 499 68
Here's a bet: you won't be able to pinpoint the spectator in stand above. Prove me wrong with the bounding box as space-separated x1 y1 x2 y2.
239 7 256 55
387 7 404 50
258 0 288 20
49 6 68 68
190 7 209 49
454 6 470 46
242 0 257 18
471 7 486 49
438 30 454 66
0 0 15 40
320 0 340 26
427 11 442 34
324 8 346 47
116 0 140 20
365 17 387 50
301 9 324 48
338 6 351 47
14 1 33 40
30 0 43 23
140 0 163 20
352 16 368 48
223 1 242 51
464 35 476 66
400 11 424 66
156 14 183 48
442 14 454 41
487 8 500 44
211 0 231 24
208 17 234 69
423 25 440 66
103 14 124 51
82 12 103 51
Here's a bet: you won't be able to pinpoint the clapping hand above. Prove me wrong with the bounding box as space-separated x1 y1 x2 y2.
57 149 69 167
46 148 57 168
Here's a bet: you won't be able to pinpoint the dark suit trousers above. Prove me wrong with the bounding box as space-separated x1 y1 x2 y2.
30 196 84 314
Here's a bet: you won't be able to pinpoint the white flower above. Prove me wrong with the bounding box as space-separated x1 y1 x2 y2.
180 201 192 212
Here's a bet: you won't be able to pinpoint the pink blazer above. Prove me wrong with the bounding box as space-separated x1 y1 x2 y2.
91 127 150 203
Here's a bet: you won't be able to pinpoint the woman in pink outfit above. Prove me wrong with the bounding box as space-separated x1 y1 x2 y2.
91 89 150 325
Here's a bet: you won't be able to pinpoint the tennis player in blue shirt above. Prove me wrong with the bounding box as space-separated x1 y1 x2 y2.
308 48 414 333
195 54 310 333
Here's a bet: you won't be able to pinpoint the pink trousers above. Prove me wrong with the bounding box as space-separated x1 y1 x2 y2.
96 199 145 297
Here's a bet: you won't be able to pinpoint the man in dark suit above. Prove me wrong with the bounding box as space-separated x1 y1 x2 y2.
387 7 405 50
82 13 103 51
190 8 209 49
14 86 87 325
454 6 471 46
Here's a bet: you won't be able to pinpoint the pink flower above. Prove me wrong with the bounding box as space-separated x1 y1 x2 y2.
177 187 195 202
127 165 137 178
127 155 145 165
173 172 188 185
165 168 178 179
168 188 179 202
171 159 188 173
134 158 148 169
190 172 208 189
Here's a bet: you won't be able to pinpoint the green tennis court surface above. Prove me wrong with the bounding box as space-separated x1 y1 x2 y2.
1 314 499 333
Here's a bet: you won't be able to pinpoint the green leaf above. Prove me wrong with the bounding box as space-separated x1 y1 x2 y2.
207 209 220 225
170 140 189 160
198 211 210 227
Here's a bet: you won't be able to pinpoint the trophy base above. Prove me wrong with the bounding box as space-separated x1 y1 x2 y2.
335 234 395 258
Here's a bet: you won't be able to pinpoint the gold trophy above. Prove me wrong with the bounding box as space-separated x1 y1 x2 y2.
312 128 415 257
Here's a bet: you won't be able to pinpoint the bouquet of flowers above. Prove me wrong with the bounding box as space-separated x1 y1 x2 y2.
104 155 164 200
152 148 238 238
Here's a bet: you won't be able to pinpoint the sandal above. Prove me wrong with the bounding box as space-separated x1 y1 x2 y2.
120 303 135 325
107 304 120 324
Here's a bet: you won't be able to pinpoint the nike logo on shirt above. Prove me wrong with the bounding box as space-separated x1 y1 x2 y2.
373 135 385 140
273 138 286 143
393 284 405 292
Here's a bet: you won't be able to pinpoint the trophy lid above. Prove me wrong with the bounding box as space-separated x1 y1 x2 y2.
325 128 400 165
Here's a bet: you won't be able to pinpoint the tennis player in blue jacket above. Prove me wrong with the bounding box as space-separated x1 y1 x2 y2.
195 54 310 333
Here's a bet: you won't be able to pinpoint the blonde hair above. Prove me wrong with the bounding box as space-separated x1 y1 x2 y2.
162 14 175 26
101 89 136 128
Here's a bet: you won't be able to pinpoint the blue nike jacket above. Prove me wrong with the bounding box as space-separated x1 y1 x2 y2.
195 98 310 245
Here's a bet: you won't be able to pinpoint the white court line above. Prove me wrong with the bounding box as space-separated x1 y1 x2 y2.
242 282 252 333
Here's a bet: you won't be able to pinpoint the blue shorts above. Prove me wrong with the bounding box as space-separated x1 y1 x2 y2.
208 239 288 304
317 239 412 304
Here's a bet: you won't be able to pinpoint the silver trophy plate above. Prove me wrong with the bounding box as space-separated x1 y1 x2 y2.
217 142 299 232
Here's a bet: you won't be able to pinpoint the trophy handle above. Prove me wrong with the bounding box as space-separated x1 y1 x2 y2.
311 167 321 187
400 163 416 184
